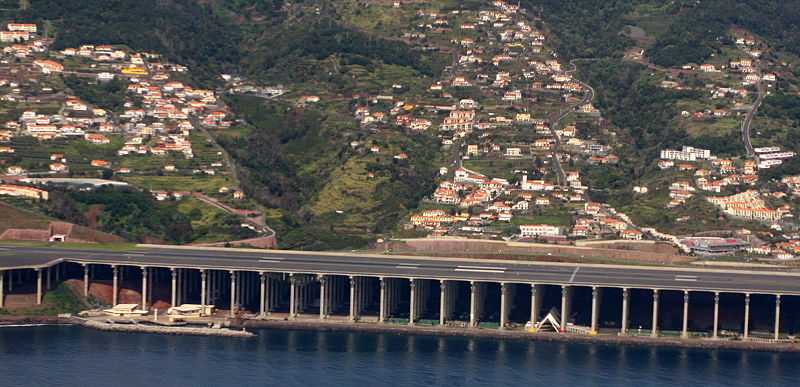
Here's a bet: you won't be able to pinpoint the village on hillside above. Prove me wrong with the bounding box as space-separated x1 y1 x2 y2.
338 1 800 259
0 1 798 259
0 21 272 245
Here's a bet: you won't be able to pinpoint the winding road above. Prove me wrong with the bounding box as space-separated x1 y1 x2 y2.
741 66 765 157
546 60 596 186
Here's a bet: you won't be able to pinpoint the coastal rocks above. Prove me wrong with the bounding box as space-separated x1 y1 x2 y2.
78 318 255 338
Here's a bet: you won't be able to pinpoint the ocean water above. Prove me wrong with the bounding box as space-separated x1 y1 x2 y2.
0 326 798 386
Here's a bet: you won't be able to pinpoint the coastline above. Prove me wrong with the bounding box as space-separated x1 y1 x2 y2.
0 315 67 326
3 315 798 353
236 318 800 353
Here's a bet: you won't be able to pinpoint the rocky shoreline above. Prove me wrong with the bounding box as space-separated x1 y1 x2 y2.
0 315 67 326
79 318 255 338
0 315 254 337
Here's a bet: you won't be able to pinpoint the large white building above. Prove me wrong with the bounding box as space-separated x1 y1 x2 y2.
660 146 711 161
519 224 561 237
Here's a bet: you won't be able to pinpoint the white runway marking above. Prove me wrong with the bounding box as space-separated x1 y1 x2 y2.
569 267 580 283
674 275 698 282
259 259 284 263
396 264 420 269
455 265 506 274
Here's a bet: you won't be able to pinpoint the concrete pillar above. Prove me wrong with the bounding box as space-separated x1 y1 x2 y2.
500 283 508 330
409 279 416 326
439 280 446 325
774 294 781 340
712 292 720 339
83 264 89 298
259 272 266 317
141 267 148 310
348 276 356 321
200 270 207 315
112 266 119 306
0 270 4 308
36 269 42 305
318 275 326 319
743 293 750 339
289 274 297 318
379 277 386 322
470 281 478 327
391 278 397 315
530 284 539 324
560 285 570 332
229 271 236 317
590 286 599 334
651 289 659 338
383 278 389 318
681 290 690 339
620 288 629 335
171 268 177 306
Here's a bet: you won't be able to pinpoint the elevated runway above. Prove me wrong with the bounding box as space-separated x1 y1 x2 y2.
1 244 800 295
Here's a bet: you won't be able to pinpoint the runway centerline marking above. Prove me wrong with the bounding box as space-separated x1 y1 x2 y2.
455 265 506 274
396 264 420 269
259 259 284 263
674 275 698 282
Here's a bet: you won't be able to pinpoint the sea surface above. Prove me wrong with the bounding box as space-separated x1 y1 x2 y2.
0 326 798 386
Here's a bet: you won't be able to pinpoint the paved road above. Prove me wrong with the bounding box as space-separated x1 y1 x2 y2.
741 72 765 157
547 62 596 185
1 245 800 295
189 116 277 240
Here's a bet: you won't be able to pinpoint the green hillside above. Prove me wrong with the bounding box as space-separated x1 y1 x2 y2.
4 0 799 248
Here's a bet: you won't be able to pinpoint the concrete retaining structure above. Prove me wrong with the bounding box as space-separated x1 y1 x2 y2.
389 238 690 264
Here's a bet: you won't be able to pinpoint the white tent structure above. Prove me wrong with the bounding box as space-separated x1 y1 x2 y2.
533 308 562 333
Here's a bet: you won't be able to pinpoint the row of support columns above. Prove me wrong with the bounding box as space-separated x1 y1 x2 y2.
0 264 792 341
